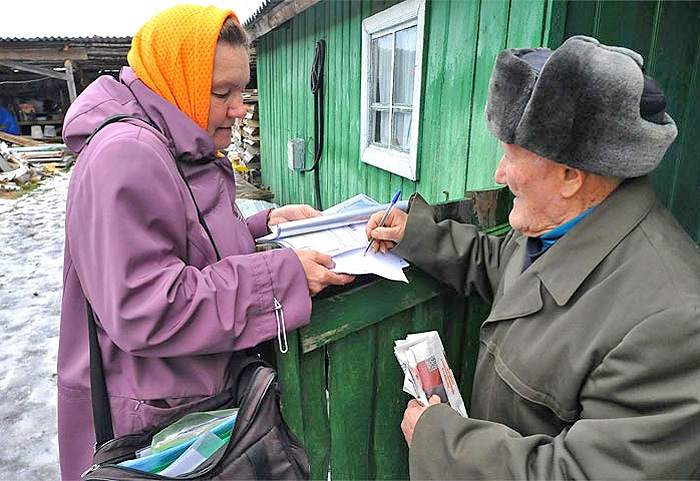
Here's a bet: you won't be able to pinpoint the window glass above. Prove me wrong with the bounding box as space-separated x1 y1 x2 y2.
392 110 412 152
371 108 390 146
371 34 392 106
393 26 417 107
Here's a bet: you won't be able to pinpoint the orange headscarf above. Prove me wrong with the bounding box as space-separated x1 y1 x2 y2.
127 5 239 130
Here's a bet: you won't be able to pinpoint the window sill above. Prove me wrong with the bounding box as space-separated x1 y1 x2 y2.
361 145 417 180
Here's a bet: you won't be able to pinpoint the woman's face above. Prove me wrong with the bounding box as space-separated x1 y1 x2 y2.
207 42 249 150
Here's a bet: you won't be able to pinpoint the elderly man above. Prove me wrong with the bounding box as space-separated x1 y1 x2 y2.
367 36 700 479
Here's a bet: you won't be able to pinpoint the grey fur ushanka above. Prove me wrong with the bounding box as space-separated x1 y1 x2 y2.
485 35 677 178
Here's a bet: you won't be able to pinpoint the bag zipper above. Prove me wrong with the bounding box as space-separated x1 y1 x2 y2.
274 297 289 353
84 372 276 480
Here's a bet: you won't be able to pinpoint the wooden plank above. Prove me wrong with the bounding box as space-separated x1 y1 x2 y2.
443 294 468 387
662 4 700 242
507 0 547 48
595 1 656 59
459 296 490 409
300 269 448 353
0 131 45 146
562 0 597 38
328 325 377 479
371 311 412 480
299 348 331 480
0 46 88 61
346 0 363 203
465 0 509 191
647 1 700 206
546 0 569 48
246 0 324 41
275 330 306 440
0 60 69 81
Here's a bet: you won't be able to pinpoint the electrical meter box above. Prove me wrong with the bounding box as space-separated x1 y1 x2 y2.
287 138 305 171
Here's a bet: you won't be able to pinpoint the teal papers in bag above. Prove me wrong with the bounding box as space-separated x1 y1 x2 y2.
119 410 238 474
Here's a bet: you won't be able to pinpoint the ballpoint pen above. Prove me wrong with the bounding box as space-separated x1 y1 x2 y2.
363 189 401 256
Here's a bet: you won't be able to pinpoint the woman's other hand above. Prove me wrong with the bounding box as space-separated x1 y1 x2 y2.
268 204 321 226
295 250 354 296
365 208 409 253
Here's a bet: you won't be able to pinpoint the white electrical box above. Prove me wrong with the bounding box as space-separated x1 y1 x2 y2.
287 138 305 171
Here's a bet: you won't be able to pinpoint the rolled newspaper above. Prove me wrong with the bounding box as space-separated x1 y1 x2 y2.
394 331 468 418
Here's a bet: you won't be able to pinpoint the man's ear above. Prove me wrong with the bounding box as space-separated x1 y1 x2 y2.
560 166 585 199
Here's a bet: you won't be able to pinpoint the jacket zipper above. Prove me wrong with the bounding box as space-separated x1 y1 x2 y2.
274 297 288 353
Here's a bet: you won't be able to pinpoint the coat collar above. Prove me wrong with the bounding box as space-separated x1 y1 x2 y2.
532 176 656 306
487 176 657 322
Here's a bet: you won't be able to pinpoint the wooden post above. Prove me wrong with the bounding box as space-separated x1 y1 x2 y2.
63 59 77 103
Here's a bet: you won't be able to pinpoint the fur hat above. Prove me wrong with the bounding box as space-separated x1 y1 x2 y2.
485 35 677 178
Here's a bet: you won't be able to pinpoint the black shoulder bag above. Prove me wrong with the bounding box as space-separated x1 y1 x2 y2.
81 116 310 480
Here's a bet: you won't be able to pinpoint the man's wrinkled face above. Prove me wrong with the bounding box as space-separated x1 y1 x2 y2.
494 142 566 237
207 42 249 150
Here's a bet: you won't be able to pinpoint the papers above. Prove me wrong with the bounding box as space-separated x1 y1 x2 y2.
235 199 278 219
394 331 468 417
257 194 410 282
333 248 409 283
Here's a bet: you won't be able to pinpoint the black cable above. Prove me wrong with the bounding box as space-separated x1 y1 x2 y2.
301 39 326 211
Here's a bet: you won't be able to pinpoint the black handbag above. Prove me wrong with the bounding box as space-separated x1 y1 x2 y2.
81 115 310 479
82 341 310 480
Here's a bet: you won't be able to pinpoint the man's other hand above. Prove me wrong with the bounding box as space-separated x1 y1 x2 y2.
401 395 441 447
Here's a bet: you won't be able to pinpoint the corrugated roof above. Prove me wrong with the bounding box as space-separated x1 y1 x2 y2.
0 36 131 44
242 0 284 27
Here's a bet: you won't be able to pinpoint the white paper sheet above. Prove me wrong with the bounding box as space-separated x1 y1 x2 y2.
331 247 409 282
256 195 410 282
273 222 367 256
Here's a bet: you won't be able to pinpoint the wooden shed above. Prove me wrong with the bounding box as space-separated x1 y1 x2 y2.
242 2 700 479
0 36 130 140
245 0 700 247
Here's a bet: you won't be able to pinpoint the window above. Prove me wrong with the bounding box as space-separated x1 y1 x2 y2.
360 0 426 181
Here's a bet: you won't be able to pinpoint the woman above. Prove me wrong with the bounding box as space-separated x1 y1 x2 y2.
57 6 353 479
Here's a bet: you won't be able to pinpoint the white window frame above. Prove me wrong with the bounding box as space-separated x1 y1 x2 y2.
360 0 426 181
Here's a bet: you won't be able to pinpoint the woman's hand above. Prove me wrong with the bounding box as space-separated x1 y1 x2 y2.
365 208 409 253
268 204 321 226
295 249 355 296
401 395 441 447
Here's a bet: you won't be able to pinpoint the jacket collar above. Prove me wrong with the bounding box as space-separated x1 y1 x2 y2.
120 67 217 162
486 176 657 322
532 176 657 306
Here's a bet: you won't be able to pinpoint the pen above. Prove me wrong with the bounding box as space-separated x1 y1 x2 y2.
363 189 401 256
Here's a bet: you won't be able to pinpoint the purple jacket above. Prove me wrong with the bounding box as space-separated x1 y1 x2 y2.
58 67 311 480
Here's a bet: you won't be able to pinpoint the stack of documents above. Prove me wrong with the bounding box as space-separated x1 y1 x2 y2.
394 331 468 417
119 409 238 475
257 194 410 282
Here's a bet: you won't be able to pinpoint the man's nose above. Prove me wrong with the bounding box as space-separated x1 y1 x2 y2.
494 156 507 184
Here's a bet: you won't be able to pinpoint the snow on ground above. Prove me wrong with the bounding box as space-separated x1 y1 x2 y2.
0 172 70 480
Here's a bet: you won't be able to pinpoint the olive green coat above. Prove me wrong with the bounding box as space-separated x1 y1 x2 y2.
393 176 700 480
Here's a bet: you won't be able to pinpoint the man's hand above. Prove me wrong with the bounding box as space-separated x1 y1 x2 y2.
295 249 355 296
401 395 441 447
268 204 321 226
365 208 409 253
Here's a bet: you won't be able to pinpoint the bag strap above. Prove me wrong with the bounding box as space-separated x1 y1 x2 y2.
85 115 223 447
84 114 160 146
87 301 114 446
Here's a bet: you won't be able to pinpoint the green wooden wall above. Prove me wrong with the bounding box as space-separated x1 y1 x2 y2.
274 268 491 480
550 0 700 245
256 0 551 209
